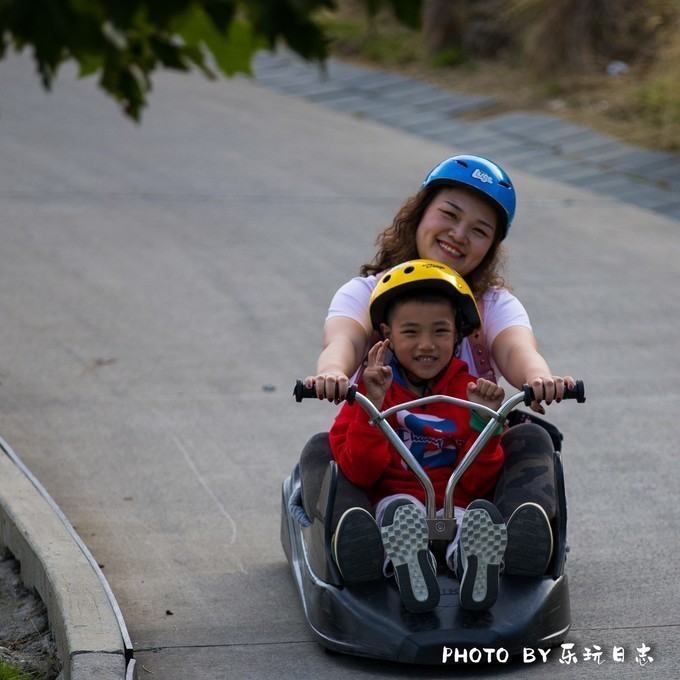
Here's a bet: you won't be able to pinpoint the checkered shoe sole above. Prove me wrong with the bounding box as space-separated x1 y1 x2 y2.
381 503 439 612
459 503 507 611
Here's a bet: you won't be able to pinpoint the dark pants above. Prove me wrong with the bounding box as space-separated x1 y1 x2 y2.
493 423 556 520
299 433 373 532
299 422 556 529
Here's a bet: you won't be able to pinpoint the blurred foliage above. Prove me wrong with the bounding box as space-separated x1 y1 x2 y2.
503 0 680 152
323 0 680 153
503 0 676 73
317 5 421 65
2 0 678 149
626 23 680 152
0 0 421 120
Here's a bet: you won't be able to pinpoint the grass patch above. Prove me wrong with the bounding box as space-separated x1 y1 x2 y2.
317 5 422 66
429 47 466 69
0 661 34 680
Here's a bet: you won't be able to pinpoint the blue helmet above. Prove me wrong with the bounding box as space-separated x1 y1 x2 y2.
421 155 516 239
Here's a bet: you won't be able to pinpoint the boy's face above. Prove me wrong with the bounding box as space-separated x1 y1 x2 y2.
380 299 457 381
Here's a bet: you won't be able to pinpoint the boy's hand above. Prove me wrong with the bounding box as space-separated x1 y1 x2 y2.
467 378 504 416
363 339 393 409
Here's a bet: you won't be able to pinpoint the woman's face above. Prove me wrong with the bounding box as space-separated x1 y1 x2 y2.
415 187 499 277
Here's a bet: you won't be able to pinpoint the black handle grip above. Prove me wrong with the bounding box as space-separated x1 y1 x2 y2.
523 380 585 406
294 380 357 405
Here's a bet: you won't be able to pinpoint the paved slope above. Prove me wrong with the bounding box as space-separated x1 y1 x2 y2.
0 52 678 678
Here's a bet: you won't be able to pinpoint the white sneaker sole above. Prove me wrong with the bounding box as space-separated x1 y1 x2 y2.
459 502 507 610
381 503 439 612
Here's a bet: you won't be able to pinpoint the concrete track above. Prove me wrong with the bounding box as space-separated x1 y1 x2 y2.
0 52 678 678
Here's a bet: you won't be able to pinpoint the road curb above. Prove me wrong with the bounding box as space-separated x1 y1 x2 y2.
0 436 136 680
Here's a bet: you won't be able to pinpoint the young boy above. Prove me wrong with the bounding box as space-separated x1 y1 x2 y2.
328 260 551 613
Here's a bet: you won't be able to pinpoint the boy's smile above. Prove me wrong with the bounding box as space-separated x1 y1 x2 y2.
381 299 457 389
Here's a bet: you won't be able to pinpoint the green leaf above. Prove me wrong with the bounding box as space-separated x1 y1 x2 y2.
174 5 258 76
77 52 104 77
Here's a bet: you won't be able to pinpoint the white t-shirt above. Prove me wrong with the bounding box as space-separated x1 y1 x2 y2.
326 275 532 380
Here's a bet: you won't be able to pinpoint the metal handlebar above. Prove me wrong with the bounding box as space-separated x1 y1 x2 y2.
294 380 585 537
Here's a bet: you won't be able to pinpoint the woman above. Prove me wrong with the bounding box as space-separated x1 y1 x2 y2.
306 154 572 408
301 155 574 578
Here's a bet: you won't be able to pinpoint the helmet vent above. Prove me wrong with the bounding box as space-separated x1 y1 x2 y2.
382 274 392 283
404 266 415 275
455 160 468 167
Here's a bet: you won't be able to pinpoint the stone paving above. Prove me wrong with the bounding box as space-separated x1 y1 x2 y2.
248 50 680 221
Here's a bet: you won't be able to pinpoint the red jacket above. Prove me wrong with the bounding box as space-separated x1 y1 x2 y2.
329 357 504 509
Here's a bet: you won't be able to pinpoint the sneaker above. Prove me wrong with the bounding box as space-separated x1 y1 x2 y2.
331 508 384 584
380 500 439 613
504 502 554 576
457 499 507 611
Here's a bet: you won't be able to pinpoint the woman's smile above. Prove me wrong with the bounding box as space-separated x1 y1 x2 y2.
416 187 498 277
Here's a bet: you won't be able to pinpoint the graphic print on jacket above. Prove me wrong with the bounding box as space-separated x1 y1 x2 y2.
395 410 464 470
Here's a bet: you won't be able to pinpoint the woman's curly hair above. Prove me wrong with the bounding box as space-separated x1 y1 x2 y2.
360 186 507 296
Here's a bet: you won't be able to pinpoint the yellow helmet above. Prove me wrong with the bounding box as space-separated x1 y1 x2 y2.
369 259 481 337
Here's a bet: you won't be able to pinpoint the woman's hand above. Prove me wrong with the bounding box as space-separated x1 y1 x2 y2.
362 339 393 410
304 371 351 403
306 317 370 403
525 375 576 414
